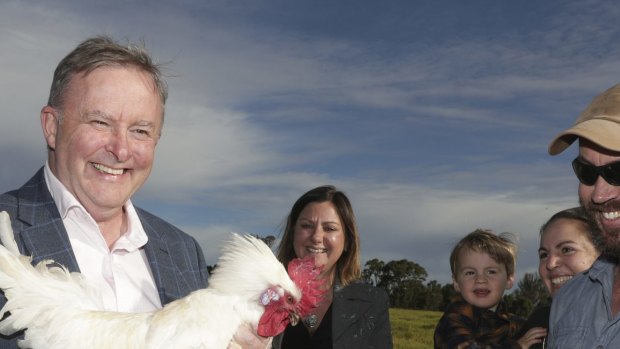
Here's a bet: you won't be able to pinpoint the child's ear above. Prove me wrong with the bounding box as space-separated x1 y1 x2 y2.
452 275 461 292
505 274 515 290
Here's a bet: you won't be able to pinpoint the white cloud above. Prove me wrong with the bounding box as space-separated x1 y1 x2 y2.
146 105 281 194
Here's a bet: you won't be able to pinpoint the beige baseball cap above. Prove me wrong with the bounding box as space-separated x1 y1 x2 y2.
549 83 620 155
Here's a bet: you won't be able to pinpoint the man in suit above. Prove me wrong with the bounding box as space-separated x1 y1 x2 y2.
0 36 269 348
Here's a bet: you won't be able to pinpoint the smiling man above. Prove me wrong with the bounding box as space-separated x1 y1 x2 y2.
0 36 269 349
547 84 620 348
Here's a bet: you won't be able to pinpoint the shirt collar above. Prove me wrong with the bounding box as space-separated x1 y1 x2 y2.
116 201 148 251
586 255 614 283
43 162 148 251
44 162 82 219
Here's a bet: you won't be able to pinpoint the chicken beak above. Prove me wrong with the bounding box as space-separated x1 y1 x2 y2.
289 312 301 326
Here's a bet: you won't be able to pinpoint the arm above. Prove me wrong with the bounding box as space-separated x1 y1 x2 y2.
368 288 393 349
514 305 548 349
516 327 547 349
228 323 272 349
330 283 394 348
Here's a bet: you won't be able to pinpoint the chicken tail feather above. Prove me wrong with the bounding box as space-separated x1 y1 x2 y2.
0 211 127 349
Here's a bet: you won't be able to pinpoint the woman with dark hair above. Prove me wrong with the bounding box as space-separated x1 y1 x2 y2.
272 185 392 349
516 207 601 348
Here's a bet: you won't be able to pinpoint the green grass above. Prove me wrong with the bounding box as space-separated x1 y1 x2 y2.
390 308 442 349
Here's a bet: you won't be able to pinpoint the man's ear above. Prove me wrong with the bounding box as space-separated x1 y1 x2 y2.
41 106 59 151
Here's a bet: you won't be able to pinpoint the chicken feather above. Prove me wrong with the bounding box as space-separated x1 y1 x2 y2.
0 211 322 349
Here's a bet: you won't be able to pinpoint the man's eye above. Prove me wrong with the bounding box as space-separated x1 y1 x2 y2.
133 129 150 136
92 120 108 127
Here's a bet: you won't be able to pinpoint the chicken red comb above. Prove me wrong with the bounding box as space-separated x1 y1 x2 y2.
287 256 326 318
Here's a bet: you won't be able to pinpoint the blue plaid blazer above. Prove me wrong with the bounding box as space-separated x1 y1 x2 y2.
0 167 210 348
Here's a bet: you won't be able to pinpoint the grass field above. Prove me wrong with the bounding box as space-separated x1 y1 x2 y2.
390 308 442 349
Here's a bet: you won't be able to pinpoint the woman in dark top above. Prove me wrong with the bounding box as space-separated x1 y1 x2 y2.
271 185 392 349
517 207 600 348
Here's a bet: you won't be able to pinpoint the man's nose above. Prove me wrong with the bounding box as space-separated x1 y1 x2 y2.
106 130 130 162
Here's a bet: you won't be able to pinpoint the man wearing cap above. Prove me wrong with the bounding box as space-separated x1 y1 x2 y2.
547 84 620 347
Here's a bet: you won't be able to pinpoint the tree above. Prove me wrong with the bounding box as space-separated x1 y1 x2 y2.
379 259 428 308
440 283 458 310
507 272 550 317
362 258 385 286
360 258 553 312
423 280 444 311
516 272 548 304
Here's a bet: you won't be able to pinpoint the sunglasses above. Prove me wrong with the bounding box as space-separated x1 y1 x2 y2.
572 158 620 186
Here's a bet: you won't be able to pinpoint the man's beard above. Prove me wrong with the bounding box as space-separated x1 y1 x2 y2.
580 198 620 259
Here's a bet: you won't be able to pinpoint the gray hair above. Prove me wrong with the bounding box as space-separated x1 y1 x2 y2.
47 36 168 110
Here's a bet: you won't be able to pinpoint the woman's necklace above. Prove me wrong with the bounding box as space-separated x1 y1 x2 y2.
302 280 339 330
303 314 319 329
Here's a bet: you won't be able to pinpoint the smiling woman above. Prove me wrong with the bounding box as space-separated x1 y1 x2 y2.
516 207 601 349
272 185 393 349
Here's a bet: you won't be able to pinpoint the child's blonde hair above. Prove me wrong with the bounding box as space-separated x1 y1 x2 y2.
450 229 518 277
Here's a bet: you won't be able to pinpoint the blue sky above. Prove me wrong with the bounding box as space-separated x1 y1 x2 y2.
1 0 618 285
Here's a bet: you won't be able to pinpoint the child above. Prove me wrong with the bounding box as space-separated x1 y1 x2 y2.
433 229 545 349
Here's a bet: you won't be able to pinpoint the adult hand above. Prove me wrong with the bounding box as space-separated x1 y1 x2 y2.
228 323 273 349
517 327 547 349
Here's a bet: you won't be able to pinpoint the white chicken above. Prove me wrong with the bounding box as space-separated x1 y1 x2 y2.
0 211 324 349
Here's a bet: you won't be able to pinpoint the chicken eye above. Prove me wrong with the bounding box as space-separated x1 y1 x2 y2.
287 295 294 304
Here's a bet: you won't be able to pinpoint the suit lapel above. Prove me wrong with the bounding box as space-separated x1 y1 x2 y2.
15 168 80 272
139 212 189 305
332 284 374 347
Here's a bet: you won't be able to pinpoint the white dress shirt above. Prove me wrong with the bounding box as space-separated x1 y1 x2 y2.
44 163 162 312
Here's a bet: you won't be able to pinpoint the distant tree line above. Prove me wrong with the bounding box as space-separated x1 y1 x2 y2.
361 258 551 317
